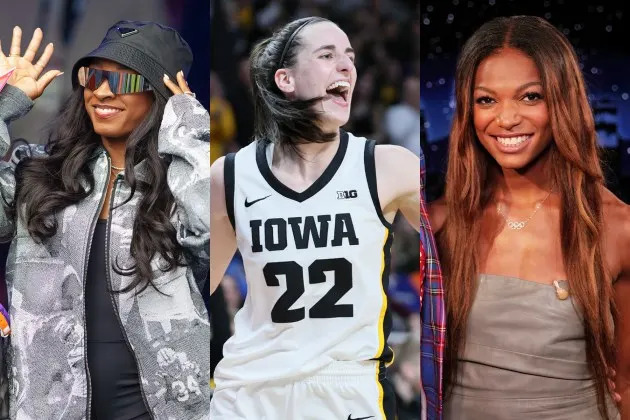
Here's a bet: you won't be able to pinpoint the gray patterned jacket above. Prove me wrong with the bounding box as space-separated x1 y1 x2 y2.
0 85 210 420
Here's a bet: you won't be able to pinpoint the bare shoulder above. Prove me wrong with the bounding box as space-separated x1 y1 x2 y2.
602 188 630 236
210 155 226 188
602 188 630 272
210 156 227 216
428 196 447 233
374 144 419 205
374 144 419 173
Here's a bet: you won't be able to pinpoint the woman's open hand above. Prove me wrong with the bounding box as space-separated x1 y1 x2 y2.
163 70 195 97
0 26 62 100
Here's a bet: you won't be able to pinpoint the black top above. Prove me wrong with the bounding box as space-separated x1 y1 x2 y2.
85 220 151 420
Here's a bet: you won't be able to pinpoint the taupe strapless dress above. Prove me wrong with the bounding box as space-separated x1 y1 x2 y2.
444 274 619 420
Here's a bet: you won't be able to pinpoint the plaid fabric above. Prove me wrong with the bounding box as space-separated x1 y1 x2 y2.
418 147 445 420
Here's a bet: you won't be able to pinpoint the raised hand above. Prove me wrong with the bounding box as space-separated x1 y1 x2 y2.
163 70 195 97
0 26 62 100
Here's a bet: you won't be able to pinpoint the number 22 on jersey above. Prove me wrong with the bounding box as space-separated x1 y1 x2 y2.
264 258 353 323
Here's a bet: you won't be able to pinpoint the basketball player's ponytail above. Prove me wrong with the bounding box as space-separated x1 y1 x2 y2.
249 17 337 150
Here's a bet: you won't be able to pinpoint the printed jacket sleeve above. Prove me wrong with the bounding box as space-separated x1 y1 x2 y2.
0 85 34 418
158 94 210 273
0 85 34 243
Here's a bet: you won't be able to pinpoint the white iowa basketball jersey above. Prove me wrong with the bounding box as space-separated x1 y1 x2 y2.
214 131 394 388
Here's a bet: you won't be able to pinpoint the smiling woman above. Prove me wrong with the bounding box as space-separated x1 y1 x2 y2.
82 60 154 143
247 16 356 149
210 13 420 420
472 49 552 168
209 16 421 420
428 15 630 420
0 21 210 419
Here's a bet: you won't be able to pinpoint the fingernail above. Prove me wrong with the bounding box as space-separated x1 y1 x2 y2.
56 72 64 77
163 74 169 81
179 70 183 77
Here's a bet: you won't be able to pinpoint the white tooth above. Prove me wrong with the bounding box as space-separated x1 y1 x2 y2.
96 107 121 115
497 135 529 146
327 80 350 90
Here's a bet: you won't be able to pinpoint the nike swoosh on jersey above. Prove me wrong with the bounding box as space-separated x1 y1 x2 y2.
244 194 272 208
347 415 374 420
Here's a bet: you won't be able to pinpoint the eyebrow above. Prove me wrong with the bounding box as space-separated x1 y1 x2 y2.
313 44 355 55
474 81 542 94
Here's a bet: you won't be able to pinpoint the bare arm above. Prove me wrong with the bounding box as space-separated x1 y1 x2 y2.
613 203 630 417
375 145 420 231
616 279 630 419
428 196 447 234
0 27 60 242
210 156 237 295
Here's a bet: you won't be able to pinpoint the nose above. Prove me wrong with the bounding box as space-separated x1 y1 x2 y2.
336 54 354 73
92 79 115 100
495 100 521 129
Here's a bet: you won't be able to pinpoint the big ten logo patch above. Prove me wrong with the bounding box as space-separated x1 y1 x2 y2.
337 190 358 199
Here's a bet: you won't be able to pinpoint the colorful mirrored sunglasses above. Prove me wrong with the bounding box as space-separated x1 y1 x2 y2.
77 67 153 94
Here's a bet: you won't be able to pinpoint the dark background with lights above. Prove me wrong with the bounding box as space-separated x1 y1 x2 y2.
420 0 630 203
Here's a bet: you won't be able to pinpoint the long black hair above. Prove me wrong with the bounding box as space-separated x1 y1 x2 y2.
14 87 187 294
249 16 339 148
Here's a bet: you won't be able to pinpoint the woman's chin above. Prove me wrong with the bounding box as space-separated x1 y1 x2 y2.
318 116 348 133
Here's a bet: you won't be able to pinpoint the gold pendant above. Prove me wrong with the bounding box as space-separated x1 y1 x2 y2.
553 280 569 300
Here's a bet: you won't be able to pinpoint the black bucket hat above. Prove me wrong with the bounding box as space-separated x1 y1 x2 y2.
72 20 193 99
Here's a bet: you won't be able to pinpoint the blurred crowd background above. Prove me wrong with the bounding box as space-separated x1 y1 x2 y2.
421 0 630 204
210 0 422 418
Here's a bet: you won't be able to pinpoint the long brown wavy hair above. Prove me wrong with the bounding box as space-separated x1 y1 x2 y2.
440 15 614 418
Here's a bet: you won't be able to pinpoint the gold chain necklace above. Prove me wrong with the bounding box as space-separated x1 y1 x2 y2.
495 189 553 231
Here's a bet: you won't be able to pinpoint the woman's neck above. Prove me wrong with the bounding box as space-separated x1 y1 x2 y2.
101 136 126 168
494 152 554 206
272 131 341 179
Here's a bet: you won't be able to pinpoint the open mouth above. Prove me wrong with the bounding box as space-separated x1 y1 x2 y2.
325 80 350 105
